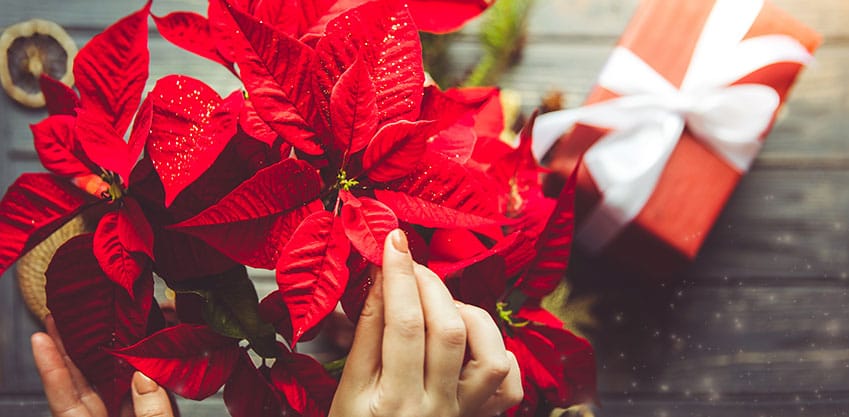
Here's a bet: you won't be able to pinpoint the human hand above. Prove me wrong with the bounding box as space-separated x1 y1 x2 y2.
329 229 523 417
31 315 175 417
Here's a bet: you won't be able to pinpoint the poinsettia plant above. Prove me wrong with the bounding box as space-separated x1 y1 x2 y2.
0 0 596 416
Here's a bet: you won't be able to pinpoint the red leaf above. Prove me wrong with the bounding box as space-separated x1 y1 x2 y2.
276 211 350 344
224 350 289 417
339 190 398 265
128 96 153 171
152 11 234 70
407 0 492 33
517 167 577 299
419 85 497 135
75 106 134 182
374 189 498 230
297 0 364 39
314 0 424 126
0 174 92 276
171 159 323 269
428 113 477 164
74 1 150 136
239 98 279 146
388 151 503 220
39 75 80 116
510 323 597 407
148 75 242 207
488 111 542 195
219 0 322 155
258 290 293 341
30 115 91 178
452 254 507 310
330 55 378 154
270 351 337 416
111 324 241 400
46 234 152 415
428 228 487 264
362 120 432 182
431 232 522 279
93 199 153 298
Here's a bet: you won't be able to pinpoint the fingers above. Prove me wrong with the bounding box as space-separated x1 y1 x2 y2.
473 351 523 417
380 229 426 394
414 263 466 401
339 265 384 387
457 305 512 414
32 332 90 417
44 315 107 416
131 372 175 417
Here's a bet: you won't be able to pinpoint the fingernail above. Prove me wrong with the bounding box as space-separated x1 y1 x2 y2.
133 372 158 395
390 229 408 253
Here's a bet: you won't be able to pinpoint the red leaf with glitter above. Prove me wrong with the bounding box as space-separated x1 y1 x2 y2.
93 199 153 298
374 189 498 230
0 174 92 276
74 1 150 136
276 211 350 344
313 0 424 126
407 0 493 33
148 75 242 207
428 114 477 164
362 120 432 182
330 56 378 154
171 159 322 269
224 350 289 417
46 234 152 416
517 167 577 299
340 190 398 265
220 0 322 155
39 75 80 116
388 151 504 221
31 115 91 178
152 11 235 71
270 351 337 416
111 324 240 400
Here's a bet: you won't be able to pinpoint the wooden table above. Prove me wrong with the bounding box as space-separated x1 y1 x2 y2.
0 1 846 416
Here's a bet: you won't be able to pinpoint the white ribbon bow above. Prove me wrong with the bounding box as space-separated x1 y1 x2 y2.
531 0 813 254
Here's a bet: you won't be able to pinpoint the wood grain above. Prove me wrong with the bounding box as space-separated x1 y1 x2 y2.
0 0 847 416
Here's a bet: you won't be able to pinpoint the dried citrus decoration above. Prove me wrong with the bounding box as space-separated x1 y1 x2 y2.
0 19 77 108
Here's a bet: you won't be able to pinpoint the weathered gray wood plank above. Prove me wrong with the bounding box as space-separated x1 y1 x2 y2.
596 395 849 417
574 283 849 395
692 169 849 280
0 0 205 29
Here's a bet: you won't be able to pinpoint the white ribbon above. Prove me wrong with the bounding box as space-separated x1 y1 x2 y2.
531 0 813 254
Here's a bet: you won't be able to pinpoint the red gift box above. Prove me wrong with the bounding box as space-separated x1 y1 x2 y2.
534 0 821 277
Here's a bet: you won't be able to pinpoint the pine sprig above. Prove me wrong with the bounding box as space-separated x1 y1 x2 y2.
464 0 534 87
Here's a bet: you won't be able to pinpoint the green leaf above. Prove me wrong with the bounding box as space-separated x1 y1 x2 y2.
173 267 279 358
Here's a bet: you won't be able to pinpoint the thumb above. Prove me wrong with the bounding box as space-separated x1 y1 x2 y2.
131 372 175 417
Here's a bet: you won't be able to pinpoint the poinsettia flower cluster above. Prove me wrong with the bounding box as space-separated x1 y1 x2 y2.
0 0 595 416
